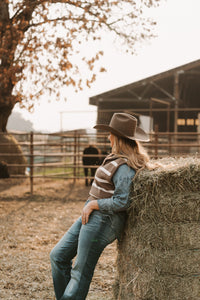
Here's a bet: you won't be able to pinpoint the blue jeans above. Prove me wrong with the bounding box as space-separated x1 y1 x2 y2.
50 211 116 300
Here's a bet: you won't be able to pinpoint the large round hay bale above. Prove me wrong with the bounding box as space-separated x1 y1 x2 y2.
115 157 200 300
0 133 26 175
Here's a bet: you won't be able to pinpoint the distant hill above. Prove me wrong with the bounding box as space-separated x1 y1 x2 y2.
7 112 34 132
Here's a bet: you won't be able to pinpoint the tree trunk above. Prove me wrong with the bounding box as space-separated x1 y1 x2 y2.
0 102 14 132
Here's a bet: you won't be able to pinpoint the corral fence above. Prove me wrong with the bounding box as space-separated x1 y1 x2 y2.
0 129 200 194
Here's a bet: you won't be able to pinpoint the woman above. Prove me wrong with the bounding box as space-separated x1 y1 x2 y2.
50 113 150 300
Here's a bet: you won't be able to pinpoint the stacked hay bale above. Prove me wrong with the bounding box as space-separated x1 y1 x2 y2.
0 133 26 175
115 157 200 300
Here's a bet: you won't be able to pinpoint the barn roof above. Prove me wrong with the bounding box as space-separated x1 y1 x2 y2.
89 59 200 109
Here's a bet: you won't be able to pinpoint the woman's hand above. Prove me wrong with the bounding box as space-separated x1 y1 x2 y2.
82 200 99 225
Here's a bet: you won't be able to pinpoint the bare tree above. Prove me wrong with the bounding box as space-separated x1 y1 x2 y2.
0 0 160 132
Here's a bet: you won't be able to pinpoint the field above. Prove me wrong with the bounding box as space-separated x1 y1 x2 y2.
0 178 117 300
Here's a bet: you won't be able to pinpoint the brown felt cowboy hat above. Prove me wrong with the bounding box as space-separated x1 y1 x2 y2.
94 113 149 142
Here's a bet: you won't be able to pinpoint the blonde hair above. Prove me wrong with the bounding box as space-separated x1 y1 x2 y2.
111 135 150 171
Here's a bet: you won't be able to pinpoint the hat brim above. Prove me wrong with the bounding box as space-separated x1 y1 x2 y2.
93 124 149 142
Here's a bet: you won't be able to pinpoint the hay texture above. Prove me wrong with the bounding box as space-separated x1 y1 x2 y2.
0 133 26 174
115 157 200 300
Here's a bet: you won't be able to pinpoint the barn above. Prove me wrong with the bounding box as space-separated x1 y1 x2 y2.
89 59 200 136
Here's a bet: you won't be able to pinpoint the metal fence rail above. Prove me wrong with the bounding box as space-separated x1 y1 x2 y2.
0 130 199 194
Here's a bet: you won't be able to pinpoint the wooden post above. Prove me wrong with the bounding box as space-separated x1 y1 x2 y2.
43 135 46 177
174 72 179 154
30 131 34 195
167 104 171 155
167 103 170 133
150 98 153 132
168 133 172 156
73 131 77 184
77 134 80 179
174 73 179 133
154 125 158 159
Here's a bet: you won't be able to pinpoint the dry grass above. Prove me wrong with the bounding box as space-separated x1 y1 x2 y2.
0 178 117 300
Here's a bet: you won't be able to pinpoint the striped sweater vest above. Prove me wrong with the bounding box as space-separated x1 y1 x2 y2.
88 154 127 200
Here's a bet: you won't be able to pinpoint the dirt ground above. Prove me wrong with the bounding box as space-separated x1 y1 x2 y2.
0 178 117 300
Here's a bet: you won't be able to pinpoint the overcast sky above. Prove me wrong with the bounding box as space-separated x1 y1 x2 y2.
10 0 200 133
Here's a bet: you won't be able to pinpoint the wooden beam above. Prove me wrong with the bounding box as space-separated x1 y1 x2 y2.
150 97 171 106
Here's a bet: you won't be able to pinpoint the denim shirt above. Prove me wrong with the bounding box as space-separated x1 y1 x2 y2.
96 164 135 240
97 164 135 214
